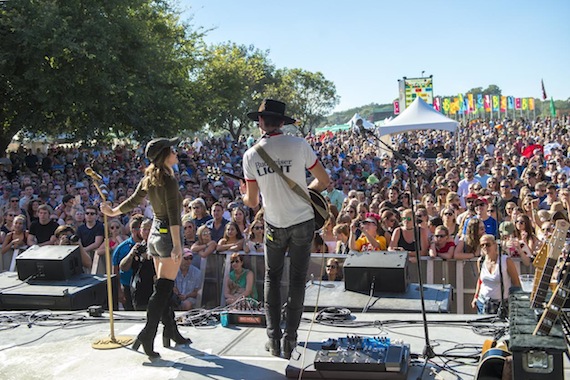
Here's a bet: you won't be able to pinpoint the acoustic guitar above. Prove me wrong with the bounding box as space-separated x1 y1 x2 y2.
475 340 511 380
206 167 329 231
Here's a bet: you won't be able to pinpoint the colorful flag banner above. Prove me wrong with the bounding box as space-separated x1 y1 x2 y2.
477 94 484 111
394 100 400 115
522 98 528 111
528 98 535 111
458 93 464 113
515 98 522 110
468 93 474 113
492 95 499 112
442 98 450 114
433 97 441 112
550 97 556 116
507 96 514 110
484 95 491 112
500 96 507 112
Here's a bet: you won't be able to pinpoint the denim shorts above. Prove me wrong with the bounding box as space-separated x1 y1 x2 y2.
147 218 182 258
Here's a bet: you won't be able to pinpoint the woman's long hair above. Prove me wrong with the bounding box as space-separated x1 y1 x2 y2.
142 147 174 190
465 217 482 252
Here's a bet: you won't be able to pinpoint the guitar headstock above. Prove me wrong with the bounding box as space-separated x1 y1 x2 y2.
206 166 223 181
547 219 570 258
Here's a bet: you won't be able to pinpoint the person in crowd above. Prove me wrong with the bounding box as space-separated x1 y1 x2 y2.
231 205 249 235
471 234 521 314
182 215 197 248
53 225 92 271
1 215 29 272
322 257 343 281
191 225 218 259
1 210 17 237
421 193 438 218
474 197 497 236
332 223 350 254
321 179 345 212
350 214 387 251
388 208 429 259
119 218 155 311
101 137 190 358
112 214 145 311
435 187 450 211
240 99 329 360
321 214 337 253
28 204 59 246
454 218 484 260
94 219 125 268
217 221 244 252
27 198 42 225
440 207 459 240
205 202 229 243
76 205 104 260
224 252 258 305
173 248 202 311
244 219 264 253
55 194 77 224
379 209 398 240
429 225 456 260
513 214 537 264
497 180 518 218
189 198 212 228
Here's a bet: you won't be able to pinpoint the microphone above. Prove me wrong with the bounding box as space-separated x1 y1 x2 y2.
85 167 102 181
359 124 370 139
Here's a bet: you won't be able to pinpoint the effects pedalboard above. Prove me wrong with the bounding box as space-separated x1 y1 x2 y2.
314 335 410 373
227 297 266 326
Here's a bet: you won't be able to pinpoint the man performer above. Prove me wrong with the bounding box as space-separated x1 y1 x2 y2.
240 99 329 359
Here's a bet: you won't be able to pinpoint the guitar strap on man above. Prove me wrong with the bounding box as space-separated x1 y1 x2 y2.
253 144 328 221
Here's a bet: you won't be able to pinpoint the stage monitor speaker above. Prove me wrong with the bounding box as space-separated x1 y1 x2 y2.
0 272 118 311
344 251 409 294
16 245 83 281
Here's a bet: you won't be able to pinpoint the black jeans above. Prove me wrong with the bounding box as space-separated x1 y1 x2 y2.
264 219 314 343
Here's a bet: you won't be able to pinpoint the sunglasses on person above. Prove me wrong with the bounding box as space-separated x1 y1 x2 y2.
326 265 338 269
231 259 241 264
110 226 120 230
402 216 412 221
434 234 447 238
184 256 193 260
443 212 454 216
184 225 194 230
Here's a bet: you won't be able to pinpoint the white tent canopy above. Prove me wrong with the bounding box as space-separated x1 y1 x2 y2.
348 113 375 131
377 97 458 136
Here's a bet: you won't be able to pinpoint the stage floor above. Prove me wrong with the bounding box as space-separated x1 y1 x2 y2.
1 310 568 380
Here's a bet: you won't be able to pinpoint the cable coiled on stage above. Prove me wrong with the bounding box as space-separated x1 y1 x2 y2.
316 307 352 322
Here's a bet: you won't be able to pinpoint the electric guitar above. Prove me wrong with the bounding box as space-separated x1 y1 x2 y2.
534 254 570 336
530 219 569 309
206 167 329 231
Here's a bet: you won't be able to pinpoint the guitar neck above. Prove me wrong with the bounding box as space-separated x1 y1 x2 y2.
531 257 557 308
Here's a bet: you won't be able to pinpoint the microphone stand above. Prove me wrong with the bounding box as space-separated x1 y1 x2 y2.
493 193 507 321
361 128 435 378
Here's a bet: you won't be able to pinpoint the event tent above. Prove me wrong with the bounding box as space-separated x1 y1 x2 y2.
377 97 458 136
348 113 375 130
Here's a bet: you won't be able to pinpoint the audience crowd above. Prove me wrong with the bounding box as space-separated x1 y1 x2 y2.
1 115 569 311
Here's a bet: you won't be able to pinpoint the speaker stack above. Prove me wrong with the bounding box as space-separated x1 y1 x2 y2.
0 245 117 311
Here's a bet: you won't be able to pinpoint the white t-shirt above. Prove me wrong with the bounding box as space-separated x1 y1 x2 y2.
243 134 318 228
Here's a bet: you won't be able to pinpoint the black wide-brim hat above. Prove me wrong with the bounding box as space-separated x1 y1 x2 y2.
247 99 296 125
145 137 180 162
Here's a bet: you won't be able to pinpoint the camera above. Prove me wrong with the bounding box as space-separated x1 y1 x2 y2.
61 234 79 244
134 241 147 256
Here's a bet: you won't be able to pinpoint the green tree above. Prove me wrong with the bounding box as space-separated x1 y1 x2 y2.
264 68 339 135
482 84 502 96
198 43 275 141
0 0 207 155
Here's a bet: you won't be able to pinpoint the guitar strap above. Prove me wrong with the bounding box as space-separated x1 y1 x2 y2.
253 144 328 221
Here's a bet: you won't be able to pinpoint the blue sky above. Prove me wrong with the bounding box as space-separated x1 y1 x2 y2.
179 0 569 112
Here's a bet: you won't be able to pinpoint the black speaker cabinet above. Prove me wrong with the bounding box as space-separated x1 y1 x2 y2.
16 245 83 281
0 272 118 311
343 251 409 294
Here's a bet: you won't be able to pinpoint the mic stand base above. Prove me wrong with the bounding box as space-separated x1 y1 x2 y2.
417 344 436 380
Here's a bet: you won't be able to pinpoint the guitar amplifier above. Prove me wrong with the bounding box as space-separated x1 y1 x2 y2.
344 251 409 294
